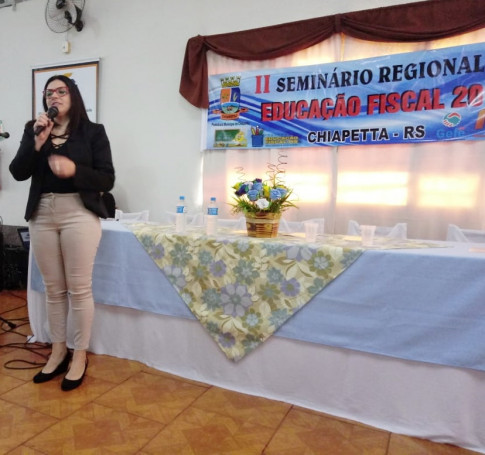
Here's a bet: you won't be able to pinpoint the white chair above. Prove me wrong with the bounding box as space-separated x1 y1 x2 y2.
116 209 149 223
446 224 485 243
347 220 407 239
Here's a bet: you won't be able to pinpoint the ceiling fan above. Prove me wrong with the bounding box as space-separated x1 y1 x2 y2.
45 0 85 33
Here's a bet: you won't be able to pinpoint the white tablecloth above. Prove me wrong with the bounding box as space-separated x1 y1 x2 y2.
27 221 485 453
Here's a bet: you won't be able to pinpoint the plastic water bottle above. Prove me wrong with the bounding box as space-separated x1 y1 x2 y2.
206 197 218 235
175 195 187 233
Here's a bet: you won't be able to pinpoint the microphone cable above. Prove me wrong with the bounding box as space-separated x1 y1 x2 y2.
0 291 50 370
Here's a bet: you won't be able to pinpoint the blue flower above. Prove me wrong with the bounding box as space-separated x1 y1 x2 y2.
309 252 334 276
247 189 260 201
170 243 191 267
221 283 253 317
163 265 186 289
269 308 289 327
139 234 152 248
281 278 300 297
194 265 206 279
206 321 219 334
312 254 331 271
267 267 284 284
150 243 164 260
264 243 286 256
277 187 288 197
202 288 220 310
236 240 251 253
244 312 261 328
218 332 236 348
210 260 227 277
270 188 284 200
234 259 258 285
198 250 213 265
231 173 296 216
260 283 279 302
140 235 164 260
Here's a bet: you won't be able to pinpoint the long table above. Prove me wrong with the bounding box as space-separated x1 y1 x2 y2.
27 221 485 453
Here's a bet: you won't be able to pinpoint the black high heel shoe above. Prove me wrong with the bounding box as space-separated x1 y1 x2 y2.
33 351 71 384
61 358 88 392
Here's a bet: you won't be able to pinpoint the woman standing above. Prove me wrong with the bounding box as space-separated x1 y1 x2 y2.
9 75 115 391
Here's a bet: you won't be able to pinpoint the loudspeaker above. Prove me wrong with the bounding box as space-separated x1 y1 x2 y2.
3 246 28 290
0 230 3 291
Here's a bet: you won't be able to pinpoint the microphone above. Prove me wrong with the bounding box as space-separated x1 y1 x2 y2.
0 131 9 139
34 106 59 136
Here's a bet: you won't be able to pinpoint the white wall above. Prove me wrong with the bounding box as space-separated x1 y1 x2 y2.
0 0 423 226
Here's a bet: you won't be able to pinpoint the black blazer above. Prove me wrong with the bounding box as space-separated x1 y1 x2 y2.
9 120 115 221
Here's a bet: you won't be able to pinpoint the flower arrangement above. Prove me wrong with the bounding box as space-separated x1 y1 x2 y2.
231 167 296 215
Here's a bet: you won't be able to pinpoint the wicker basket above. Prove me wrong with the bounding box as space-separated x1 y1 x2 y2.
245 212 281 238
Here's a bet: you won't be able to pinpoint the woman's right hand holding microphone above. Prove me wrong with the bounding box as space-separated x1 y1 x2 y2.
33 111 55 151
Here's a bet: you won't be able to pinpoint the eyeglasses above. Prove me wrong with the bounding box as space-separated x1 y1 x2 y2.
43 87 70 98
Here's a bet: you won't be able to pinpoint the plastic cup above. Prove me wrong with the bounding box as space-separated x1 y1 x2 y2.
317 219 325 235
360 225 376 246
304 222 319 242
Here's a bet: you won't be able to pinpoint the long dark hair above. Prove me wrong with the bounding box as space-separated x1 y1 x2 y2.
42 75 90 133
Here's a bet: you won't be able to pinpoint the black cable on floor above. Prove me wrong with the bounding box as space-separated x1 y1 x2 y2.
0 290 49 370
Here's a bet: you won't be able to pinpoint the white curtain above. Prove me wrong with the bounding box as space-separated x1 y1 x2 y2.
204 30 485 240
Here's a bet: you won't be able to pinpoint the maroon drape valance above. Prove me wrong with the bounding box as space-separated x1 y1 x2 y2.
180 0 485 108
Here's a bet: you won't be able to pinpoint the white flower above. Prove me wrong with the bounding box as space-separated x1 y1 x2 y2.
255 198 269 210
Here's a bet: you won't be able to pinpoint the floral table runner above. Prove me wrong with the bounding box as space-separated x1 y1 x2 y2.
127 224 443 361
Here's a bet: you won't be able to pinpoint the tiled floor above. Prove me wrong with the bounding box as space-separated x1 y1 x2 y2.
0 289 480 454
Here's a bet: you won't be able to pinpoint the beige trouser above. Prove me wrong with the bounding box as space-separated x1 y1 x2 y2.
29 193 101 350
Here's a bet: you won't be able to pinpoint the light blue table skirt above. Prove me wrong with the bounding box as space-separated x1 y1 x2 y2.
30 221 485 371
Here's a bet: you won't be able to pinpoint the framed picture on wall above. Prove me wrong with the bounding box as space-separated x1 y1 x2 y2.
32 59 99 121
